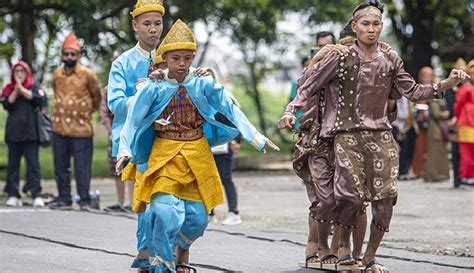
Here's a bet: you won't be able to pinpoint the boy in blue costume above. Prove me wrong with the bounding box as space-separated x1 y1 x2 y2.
107 0 165 271
117 19 279 273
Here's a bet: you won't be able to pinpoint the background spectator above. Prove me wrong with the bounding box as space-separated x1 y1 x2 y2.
48 33 101 210
1 61 46 207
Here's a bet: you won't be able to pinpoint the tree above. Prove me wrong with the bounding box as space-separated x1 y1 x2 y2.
386 0 471 75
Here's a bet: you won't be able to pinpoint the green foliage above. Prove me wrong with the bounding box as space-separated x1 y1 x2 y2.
287 0 357 24
385 0 471 73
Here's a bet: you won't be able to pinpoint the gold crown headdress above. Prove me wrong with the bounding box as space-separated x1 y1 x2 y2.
160 19 197 54
467 59 474 74
131 0 165 18
453 58 466 71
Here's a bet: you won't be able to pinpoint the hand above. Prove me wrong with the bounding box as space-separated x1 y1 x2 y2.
115 156 131 175
447 117 457 128
229 141 240 154
442 69 470 90
14 74 23 86
378 41 392 52
278 114 296 129
262 138 280 154
149 69 165 81
331 44 350 55
194 67 210 77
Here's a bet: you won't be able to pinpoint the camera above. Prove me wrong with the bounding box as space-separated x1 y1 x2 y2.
310 47 320 57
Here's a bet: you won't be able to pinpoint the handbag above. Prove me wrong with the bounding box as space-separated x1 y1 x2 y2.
36 109 52 147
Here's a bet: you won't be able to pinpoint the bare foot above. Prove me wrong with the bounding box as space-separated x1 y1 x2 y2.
175 247 192 273
305 241 320 263
337 246 356 266
319 247 338 264
353 252 364 266
363 260 389 273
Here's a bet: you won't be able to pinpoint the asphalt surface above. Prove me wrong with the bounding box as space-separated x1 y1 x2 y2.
1 172 473 272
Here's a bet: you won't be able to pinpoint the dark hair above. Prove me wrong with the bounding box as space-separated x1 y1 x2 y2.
316 31 336 45
339 20 355 41
353 0 385 16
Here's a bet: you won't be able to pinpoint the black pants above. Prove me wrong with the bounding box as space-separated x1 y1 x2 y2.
213 154 238 214
398 127 417 176
451 142 462 187
6 141 42 199
52 133 92 205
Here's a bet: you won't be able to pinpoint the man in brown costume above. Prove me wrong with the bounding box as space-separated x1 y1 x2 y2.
279 1 469 272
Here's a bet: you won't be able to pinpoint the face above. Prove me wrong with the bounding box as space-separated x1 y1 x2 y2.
352 15 383 46
13 66 26 82
61 49 80 63
132 12 163 49
316 35 334 48
163 50 195 77
418 70 434 84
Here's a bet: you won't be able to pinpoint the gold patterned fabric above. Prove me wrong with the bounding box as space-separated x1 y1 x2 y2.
52 64 102 137
153 86 205 141
160 19 197 54
137 137 224 213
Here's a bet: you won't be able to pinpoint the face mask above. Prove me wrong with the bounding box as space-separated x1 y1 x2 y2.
63 60 77 68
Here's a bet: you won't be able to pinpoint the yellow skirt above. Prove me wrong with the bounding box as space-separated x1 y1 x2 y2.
135 137 224 214
121 163 148 213
458 125 474 143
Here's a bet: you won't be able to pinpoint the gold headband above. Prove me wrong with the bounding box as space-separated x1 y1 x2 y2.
353 6 382 21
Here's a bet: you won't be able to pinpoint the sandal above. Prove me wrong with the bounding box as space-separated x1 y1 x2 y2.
353 255 363 266
364 260 385 273
319 254 338 269
305 253 319 267
337 253 356 266
176 262 197 273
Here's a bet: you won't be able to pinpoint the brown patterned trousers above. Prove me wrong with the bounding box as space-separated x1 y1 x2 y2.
309 130 399 232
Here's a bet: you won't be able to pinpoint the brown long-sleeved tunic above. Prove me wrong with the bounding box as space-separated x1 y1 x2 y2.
288 41 441 138
52 64 101 137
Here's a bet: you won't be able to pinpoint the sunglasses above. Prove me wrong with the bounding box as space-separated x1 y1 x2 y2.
63 52 78 57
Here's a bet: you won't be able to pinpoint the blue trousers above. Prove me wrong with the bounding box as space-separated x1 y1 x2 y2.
131 211 150 269
146 193 208 273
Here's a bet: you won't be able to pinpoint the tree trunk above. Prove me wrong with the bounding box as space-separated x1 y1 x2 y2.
248 62 267 136
404 0 434 76
196 31 213 67
18 0 36 66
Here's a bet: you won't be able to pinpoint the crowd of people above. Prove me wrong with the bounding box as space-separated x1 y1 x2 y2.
392 62 474 186
1 0 473 272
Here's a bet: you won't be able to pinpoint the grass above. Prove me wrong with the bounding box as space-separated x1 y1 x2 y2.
0 83 292 180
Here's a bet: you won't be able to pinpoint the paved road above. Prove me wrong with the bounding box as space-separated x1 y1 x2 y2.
1 172 473 272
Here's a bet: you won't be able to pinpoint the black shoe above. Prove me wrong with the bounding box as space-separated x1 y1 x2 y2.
104 203 124 212
49 200 73 210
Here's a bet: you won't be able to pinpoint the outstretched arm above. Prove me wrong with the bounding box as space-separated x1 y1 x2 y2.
205 79 279 153
392 54 469 101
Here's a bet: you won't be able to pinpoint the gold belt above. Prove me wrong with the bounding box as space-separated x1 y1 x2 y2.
156 129 203 141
